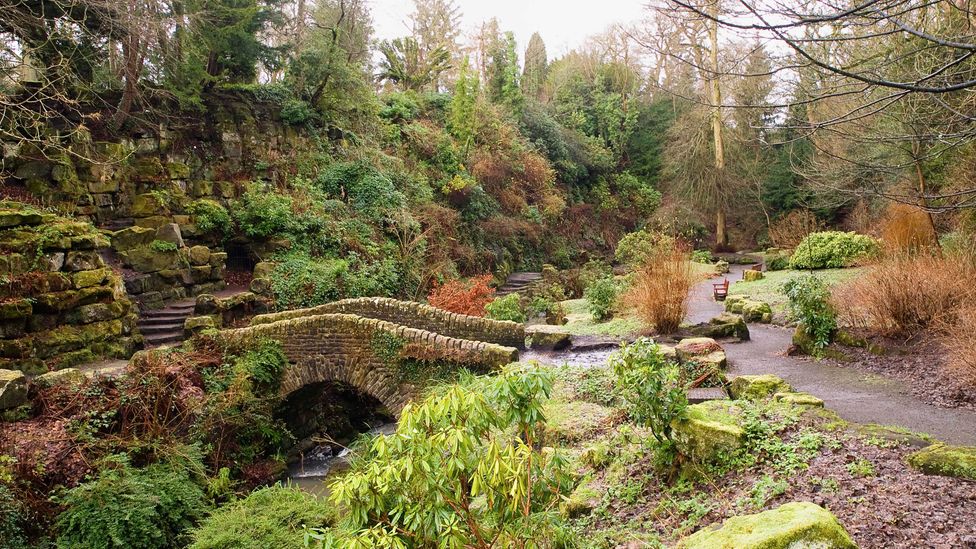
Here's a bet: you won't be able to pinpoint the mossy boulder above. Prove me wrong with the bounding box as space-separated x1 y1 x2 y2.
64 251 105 272
774 392 824 408
560 482 601 519
677 501 857 549
741 300 773 323
672 400 746 462
188 245 211 266
906 443 976 480
35 368 85 388
742 269 765 282
0 299 32 321
676 337 728 371
249 277 272 295
155 223 185 247
123 246 179 273
131 193 169 217
184 315 217 337
730 374 793 401
0 209 43 228
72 268 112 289
542 399 616 444
688 312 750 341
0 369 28 411
111 226 156 251
253 261 276 279
526 324 571 350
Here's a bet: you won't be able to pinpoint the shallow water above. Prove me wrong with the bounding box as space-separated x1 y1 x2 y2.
286 422 397 497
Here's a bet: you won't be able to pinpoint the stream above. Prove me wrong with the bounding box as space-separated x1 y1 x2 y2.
285 422 397 497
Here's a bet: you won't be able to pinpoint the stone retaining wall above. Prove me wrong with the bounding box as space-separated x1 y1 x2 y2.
250 297 525 348
221 313 519 414
0 203 142 374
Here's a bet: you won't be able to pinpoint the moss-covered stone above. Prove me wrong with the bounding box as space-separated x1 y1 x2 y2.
742 269 765 282
64 301 127 325
34 367 85 388
675 337 722 360
111 226 156 251
774 392 824 407
741 300 773 323
64 251 105 272
72 268 112 289
0 299 32 321
730 374 793 401
672 400 746 462
253 261 275 279
188 245 211 266
131 157 164 181
249 277 272 295
131 193 170 217
677 501 857 549
0 369 28 411
166 161 191 179
906 443 976 480
526 324 571 350
134 215 172 229
689 313 750 341
560 481 601 519
0 209 43 228
190 180 214 197
123 246 179 273
725 294 750 314
32 319 124 358
184 315 217 337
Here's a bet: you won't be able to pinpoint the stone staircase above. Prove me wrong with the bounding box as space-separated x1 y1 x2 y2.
496 272 543 296
137 299 195 348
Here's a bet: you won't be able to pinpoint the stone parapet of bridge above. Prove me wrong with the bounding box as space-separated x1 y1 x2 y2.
249 297 526 348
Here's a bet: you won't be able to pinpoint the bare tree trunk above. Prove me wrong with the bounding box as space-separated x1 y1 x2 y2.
707 0 728 248
912 147 942 252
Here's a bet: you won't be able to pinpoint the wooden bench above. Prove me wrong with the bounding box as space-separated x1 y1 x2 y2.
712 278 729 301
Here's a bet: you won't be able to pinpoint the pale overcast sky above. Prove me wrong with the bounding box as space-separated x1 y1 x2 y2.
369 0 649 57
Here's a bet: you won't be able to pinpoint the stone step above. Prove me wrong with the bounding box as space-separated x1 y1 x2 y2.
140 310 193 321
138 315 189 326
144 332 184 346
138 323 184 335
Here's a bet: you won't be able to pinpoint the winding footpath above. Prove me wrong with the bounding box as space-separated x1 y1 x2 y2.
691 267 976 445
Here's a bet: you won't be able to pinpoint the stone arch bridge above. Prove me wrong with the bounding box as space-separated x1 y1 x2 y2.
219 298 524 414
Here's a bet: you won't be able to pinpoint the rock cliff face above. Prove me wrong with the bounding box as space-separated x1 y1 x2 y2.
0 202 141 374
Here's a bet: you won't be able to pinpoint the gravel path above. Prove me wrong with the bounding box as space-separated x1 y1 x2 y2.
699 268 976 445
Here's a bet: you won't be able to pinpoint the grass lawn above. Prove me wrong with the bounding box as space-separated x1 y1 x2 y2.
560 298 643 337
729 267 866 315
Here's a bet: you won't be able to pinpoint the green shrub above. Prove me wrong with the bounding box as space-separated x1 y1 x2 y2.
270 253 351 309
315 162 404 220
766 253 790 271
189 484 333 549
149 239 178 253
234 339 286 393
0 485 29 549
188 200 233 237
584 276 618 321
783 274 837 352
280 99 314 126
484 293 526 322
789 231 880 269
527 294 566 324
615 229 676 267
691 249 713 264
231 185 294 239
55 456 208 549
609 338 687 448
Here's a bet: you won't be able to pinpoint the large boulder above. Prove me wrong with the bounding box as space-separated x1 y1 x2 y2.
155 223 185 248
35 368 85 389
111 226 156 251
687 313 750 341
672 400 746 462
676 337 728 371
741 300 773 323
123 246 179 273
742 269 765 282
907 443 976 480
188 245 211 266
0 369 28 411
525 325 571 351
677 502 857 549
184 315 217 337
730 374 793 401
